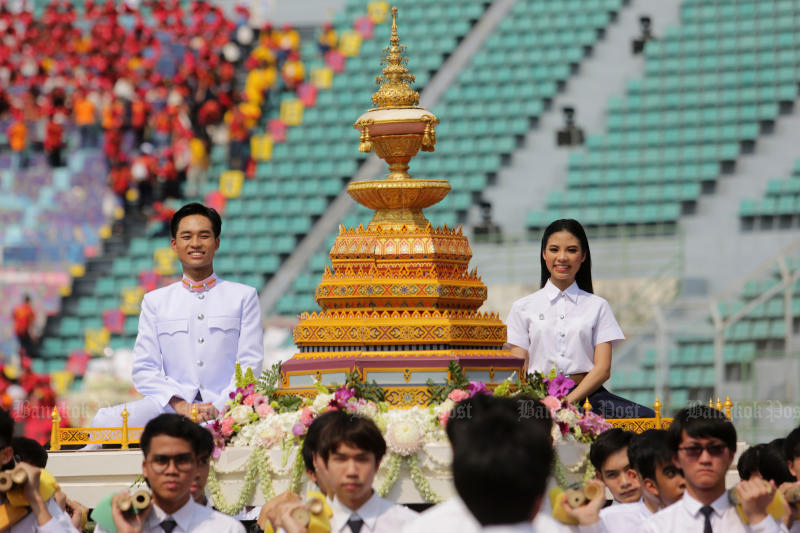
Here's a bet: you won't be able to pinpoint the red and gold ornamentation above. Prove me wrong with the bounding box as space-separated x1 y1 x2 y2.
279 7 524 405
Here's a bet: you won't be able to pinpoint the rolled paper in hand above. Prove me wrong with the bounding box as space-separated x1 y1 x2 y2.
549 483 605 525
565 488 586 508
729 480 786 524
290 507 311 526
5 469 58 507
785 486 800 504
304 491 332 533
131 490 150 510
117 496 132 512
0 473 13 492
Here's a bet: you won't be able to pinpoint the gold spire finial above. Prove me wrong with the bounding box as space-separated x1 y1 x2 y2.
371 6 419 108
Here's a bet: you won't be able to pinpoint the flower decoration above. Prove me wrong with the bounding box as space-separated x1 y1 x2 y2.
386 419 424 456
544 375 575 398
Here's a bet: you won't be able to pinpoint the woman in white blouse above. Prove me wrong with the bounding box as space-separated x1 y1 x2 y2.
506 219 653 418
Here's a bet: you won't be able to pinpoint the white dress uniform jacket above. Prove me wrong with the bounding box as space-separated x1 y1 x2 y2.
93 497 245 533
90 275 263 428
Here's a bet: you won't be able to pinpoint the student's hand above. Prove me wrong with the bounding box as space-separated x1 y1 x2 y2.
312 453 334 499
737 478 775 525
66 497 89 530
16 462 52 526
560 479 606 525
111 491 152 533
258 490 301 532
274 501 310 533
169 397 218 422
778 481 800 527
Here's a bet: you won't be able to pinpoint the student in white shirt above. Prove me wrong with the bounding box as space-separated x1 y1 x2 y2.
738 442 800 532
506 219 653 418
449 395 607 532
96 413 245 533
639 405 785 533
400 395 601 533
0 407 79 533
90 203 263 431
601 429 686 532
590 428 642 504
782 428 800 532
272 410 416 533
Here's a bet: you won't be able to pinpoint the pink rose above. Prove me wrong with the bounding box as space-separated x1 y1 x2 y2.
299 407 314 425
221 417 235 437
256 402 274 418
541 395 561 415
242 394 257 406
448 389 470 402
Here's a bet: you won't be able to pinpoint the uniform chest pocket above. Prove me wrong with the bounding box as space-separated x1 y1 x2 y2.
157 319 189 336
208 316 241 333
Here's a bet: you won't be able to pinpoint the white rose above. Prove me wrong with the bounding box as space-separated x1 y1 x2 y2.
556 409 577 427
256 423 285 448
230 404 253 425
311 393 334 413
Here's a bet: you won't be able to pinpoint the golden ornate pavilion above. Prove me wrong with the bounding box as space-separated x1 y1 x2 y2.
279 7 523 406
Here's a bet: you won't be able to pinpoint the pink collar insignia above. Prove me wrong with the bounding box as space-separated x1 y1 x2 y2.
182 274 217 293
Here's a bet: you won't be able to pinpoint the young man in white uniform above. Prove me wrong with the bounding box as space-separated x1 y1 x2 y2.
95 414 245 533
90 203 263 429
639 406 786 533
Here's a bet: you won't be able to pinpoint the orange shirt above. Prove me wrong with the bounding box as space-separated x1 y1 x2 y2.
73 97 96 126
13 303 34 336
7 121 27 152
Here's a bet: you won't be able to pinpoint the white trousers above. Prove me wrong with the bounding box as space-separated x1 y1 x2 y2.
89 397 176 430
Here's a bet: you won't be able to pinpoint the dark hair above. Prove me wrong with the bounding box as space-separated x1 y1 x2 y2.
738 441 794 485
303 411 339 472
0 410 13 449
785 426 800 461
195 426 214 459
539 219 593 293
170 202 222 239
12 437 47 468
667 405 737 453
316 410 386 465
590 428 634 472
628 429 672 481
452 395 553 526
140 414 203 457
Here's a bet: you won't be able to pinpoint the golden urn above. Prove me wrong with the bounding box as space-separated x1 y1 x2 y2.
280 7 523 406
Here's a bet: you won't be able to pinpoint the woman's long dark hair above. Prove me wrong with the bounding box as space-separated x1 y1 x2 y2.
539 219 593 293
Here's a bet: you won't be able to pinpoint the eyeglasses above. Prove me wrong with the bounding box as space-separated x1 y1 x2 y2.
677 443 729 458
147 453 196 473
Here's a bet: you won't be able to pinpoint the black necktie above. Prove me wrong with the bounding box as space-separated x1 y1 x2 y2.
161 517 178 533
347 515 363 533
700 505 713 533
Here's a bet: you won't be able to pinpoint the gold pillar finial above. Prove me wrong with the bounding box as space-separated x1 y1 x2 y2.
191 403 199 423
121 406 129 449
708 397 713 408
724 396 733 419
654 398 662 428
583 397 592 413
716 397 723 411
50 407 61 451
370 5 418 109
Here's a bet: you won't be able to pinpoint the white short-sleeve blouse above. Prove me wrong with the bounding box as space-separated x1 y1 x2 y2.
506 279 624 375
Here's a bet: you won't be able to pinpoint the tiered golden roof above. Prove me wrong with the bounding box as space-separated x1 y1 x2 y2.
281 7 521 405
